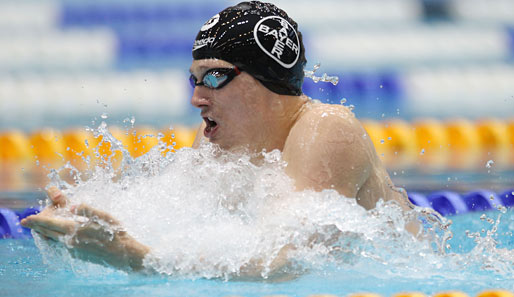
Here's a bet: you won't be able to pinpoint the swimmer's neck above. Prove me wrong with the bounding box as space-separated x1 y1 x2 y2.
243 94 309 160
285 94 311 134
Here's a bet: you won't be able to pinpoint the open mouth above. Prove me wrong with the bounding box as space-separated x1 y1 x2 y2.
203 117 218 138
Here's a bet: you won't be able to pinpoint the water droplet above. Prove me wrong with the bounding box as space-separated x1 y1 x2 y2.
381 113 385 118
348 104 354 111
379 85 383 89
304 64 338 85
380 139 385 144
497 205 507 213
340 98 347 105
101 113 108 119
387 137 392 140
480 214 486 220
485 160 494 168
321 112 328 118
420 148 425 155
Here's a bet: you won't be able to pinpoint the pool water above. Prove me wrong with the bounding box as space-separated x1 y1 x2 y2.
1 208 512 297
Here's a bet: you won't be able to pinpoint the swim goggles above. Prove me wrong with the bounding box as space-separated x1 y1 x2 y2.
189 67 241 89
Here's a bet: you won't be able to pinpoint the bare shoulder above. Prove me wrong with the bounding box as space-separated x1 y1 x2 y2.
283 102 375 197
283 102 412 212
286 102 368 147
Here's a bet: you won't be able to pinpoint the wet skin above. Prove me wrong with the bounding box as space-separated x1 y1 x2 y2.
21 58 416 275
190 59 412 211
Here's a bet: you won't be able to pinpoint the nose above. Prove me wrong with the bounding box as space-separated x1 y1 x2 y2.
190 86 210 109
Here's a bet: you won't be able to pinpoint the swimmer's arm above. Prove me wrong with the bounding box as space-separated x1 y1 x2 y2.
283 109 371 199
283 110 421 234
237 244 295 280
21 188 151 272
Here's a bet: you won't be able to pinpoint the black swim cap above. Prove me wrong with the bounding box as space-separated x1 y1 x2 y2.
192 1 306 96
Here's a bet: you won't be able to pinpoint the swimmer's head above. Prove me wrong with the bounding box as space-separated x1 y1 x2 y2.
192 1 306 96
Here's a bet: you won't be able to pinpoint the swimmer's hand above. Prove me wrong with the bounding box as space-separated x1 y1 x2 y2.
20 187 150 272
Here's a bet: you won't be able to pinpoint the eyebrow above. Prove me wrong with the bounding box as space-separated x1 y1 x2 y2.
190 65 211 73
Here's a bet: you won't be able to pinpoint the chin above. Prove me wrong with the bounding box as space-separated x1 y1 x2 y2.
208 137 228 149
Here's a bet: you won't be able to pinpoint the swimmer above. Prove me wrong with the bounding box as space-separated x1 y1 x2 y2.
21 1 415 276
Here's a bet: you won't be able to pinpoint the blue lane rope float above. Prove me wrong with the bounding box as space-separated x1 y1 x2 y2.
499 189 514 207
0 207 40 239
462 190 504 212
0 208 25 239
408 189 513 216
427 191 469 215
407 192 431 208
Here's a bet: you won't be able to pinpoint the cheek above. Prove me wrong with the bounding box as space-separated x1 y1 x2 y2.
214 77 265 128
217 92 258 119
227 108 255 132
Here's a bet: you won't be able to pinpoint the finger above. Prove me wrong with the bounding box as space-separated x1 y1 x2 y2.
20 217 30 227
31 226 65 242
72 204 120 225
75 223 120 242
22 215 77 234
46 186 67 208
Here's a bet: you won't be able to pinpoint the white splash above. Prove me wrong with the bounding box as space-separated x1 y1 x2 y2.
36 122 513 282
304 63 339 85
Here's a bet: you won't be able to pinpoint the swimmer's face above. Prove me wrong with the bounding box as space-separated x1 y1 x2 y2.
190 59 277 151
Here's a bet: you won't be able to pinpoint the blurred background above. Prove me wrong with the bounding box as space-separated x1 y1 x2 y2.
0 0 513 203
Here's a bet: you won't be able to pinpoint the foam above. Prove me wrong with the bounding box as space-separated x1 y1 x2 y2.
34 122 513 281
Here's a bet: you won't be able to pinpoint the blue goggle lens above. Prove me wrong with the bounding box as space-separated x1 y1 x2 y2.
190 67 239 90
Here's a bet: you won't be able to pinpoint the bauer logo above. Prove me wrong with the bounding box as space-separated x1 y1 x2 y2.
254 16 300 69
